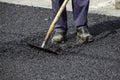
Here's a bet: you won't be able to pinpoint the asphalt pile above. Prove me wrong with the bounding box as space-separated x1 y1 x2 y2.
0 2 120 80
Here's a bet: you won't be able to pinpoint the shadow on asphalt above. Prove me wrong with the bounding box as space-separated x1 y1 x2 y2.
89 20 120 36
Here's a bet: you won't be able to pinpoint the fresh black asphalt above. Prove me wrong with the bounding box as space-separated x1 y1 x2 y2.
0 2 120 80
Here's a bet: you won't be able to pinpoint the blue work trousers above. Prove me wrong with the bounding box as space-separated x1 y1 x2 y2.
51 0 89 33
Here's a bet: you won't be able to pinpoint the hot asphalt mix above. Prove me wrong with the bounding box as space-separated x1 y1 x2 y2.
0 2 120 80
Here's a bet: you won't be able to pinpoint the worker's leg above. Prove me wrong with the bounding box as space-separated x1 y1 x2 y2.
51 0 68 34
72 0 93 43
72 0 89 28
51 0 67 43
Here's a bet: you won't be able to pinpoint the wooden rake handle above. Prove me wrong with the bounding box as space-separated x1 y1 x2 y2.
41 0 69 48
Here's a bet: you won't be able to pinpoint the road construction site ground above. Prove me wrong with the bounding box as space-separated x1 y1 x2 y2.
0 2 120 80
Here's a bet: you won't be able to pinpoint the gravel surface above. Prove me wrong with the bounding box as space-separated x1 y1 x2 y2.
0 2 120 80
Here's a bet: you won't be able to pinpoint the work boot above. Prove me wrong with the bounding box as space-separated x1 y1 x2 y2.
51 32 66 43
76 27 94 44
